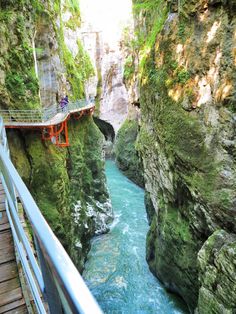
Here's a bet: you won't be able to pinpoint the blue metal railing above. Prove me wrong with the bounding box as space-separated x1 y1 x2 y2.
0 117 103 314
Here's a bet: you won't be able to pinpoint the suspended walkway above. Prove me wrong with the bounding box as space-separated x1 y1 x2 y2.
0 100 95 147
0 117 103 313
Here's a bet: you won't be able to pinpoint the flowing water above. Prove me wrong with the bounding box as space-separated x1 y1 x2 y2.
83 160 188 314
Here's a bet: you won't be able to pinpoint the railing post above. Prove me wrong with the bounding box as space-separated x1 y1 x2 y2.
0 123 18 210
34 237 64 314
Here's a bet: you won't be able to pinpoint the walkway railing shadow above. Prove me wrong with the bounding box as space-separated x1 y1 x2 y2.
0 117 103 314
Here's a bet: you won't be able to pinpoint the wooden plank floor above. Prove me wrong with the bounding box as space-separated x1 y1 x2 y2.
0 184 28 313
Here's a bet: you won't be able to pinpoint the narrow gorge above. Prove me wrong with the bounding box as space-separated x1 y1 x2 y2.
0 0 235 313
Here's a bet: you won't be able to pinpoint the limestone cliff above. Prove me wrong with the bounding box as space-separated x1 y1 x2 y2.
0 0 111 271
132 0 236 312
112 17 144 186
79 0 133 133
115 118 144 187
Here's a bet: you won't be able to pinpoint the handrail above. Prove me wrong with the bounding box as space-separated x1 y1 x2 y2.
0 99 92 125
0 117 103 314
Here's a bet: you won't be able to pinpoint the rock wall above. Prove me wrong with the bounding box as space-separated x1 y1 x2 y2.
0 1 40 110
113 21 144 186
83 34 129 133
132 0 236 312
8 116 112 271
78 0 134 133
0 0 111 271
115 118 144 187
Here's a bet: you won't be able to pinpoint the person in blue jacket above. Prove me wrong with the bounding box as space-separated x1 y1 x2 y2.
60 95 69 111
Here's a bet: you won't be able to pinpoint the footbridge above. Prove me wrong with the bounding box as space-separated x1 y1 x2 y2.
0 117 103 313
0 100 95 147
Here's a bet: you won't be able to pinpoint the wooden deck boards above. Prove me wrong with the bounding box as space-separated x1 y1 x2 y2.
0 183 27 314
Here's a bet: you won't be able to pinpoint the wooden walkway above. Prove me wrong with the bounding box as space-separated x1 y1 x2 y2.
0 183 27 314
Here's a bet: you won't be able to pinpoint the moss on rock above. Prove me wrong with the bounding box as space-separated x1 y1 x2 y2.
197 230 236 313
7 115 111 271
133 0 236 311
0 3 40 110
115 119 144 187
144 191 155 224
147 202 200 308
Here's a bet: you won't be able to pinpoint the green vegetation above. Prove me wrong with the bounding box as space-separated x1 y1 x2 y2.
64 0 81 30
176 68 190 84
64 0 80 14
123 55 135 82
133 0 164 13
58 13 94 99
68 116 108 204
65 116 109 269
6 70 38 101
133 0 236 311
133 0 168 76
177 19 189 43
0 10 14 23
198 230 236 313
95 70 102 116
0 7 40 109
146 202 199 308
5 72 26 98
31 1 45 15
8 115 108 271
115 119 144 187
160 205 192 242
23 133 70 244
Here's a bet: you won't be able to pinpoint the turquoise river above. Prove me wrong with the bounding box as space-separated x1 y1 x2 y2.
83 160 188 314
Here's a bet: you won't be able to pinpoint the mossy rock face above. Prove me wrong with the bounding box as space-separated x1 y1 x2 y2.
8 129 71 247
197 230 236 313
67 116 112 270
0 3 40 110
144 191 155 224
7 129 31 185
34 0 94 107
115 119 144 187
146 206 200 308
7 116 111 271
133 0 236 311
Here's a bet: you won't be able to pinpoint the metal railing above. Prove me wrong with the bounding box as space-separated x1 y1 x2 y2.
0 100 92 124
0 117 103 314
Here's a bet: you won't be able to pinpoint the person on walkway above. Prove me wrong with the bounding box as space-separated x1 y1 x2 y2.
60 95 69 111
